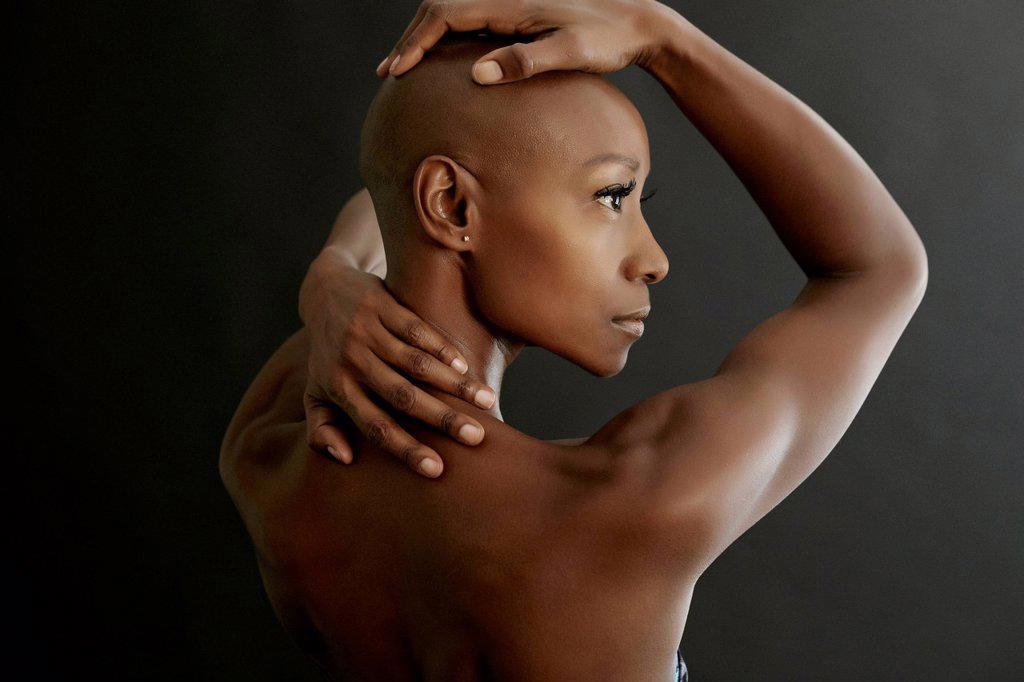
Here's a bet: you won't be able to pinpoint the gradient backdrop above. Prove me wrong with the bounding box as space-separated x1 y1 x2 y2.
14 1 1023 679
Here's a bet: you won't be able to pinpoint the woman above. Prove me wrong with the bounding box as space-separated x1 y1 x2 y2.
220 1 928 679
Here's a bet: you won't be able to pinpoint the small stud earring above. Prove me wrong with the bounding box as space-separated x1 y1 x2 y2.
462 235 470 242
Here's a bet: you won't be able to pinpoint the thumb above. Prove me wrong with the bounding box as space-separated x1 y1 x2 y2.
303 390 353 464
471 31 584 84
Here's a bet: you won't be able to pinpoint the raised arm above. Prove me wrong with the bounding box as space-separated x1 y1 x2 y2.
588 9 928 571
374 0 927 567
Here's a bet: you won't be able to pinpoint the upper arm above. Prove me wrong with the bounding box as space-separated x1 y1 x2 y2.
592 261 927 571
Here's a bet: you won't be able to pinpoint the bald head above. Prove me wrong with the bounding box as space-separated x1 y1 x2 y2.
355 32 663 381
358 32 646 244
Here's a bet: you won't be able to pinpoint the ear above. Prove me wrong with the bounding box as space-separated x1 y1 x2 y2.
411 155 478 252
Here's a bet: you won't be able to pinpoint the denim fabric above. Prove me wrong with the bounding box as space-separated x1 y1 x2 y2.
675 649 689 682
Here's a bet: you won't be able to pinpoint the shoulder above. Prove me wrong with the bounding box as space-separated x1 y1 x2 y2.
573 267 929 575
220 329 310 510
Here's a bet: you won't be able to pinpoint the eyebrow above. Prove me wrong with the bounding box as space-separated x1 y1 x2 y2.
583 153 642 172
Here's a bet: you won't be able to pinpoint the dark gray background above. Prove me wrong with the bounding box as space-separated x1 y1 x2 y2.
14 1 1022 679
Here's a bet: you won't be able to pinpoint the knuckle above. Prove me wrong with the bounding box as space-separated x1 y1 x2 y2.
389 383 417 412
563 30 592 63
328 376 350 405
435 344 453 363
365 419 390 448
456 378 473 400
407 349 432 378
352 301 382 332
405 320 427 344
308 424 328 446
336 342 358 366
354 288 379 312
439 409 458 435
337 324 365 350
507 43 535 76
577 44 596 65
399 444 418 468
349 315 371 340
424 1 448 18
350 301 372 326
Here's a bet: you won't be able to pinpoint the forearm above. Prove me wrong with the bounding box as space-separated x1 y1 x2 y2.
319 188 387 271
644 9 926 277
299 188 387 325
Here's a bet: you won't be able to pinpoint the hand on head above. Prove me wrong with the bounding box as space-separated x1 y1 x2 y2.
374 0 675 84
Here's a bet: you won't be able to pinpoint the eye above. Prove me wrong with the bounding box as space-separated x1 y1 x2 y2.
594 179 658 212
595 179 635 212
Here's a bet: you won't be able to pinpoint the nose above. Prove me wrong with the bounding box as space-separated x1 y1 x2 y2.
624 220 669 284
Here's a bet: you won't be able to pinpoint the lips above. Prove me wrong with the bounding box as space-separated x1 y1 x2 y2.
612 305 651 323
612 318 645 337
611 305 650 338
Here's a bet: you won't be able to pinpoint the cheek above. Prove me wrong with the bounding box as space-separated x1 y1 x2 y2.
472 217 620 351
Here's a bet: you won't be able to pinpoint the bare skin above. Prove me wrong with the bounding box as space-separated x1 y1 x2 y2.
220 1 928 680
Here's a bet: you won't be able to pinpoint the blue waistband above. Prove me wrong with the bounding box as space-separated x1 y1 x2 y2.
675 649 689 682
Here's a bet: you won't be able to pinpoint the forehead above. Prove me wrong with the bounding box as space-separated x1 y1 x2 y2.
523 75 650 176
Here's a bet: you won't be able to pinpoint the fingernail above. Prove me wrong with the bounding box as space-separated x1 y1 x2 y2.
451 357 468 373
327 445 342 462
458 423 484 444
472 60 502 84
389 53 402 75
474 388 496 409
419 458 441 476
376 55 390 73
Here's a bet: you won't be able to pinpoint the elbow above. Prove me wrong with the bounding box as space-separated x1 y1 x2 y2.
898 233 929 299
898 219 929 281
873 221 929 298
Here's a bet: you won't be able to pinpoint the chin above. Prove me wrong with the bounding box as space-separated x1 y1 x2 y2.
582 349 630 378
543 326 633 377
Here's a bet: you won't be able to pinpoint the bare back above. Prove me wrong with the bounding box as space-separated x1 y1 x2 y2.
226 256 926 682
223 330 694 682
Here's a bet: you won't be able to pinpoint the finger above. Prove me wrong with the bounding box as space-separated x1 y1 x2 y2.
304 391 354 464
378 297 470 375
370 321 496 411
388 2 457 77
471 30 586 84
359 349 488 446
376 1 431 77
388 1 524 77
335 373 446 478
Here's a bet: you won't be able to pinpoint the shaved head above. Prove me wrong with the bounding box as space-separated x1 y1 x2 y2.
359 33 537 194
357 31 666 379
358 31 645 244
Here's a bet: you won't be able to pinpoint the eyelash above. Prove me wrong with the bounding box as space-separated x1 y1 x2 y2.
594 178 658 212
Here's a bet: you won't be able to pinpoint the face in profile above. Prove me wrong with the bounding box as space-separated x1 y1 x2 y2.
466 76 669 377
361 36 669 378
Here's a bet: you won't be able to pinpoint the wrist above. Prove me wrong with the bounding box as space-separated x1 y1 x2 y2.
299 247 357 326
637 3 704 77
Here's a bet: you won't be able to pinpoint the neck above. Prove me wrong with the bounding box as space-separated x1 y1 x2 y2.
384 249 523 421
